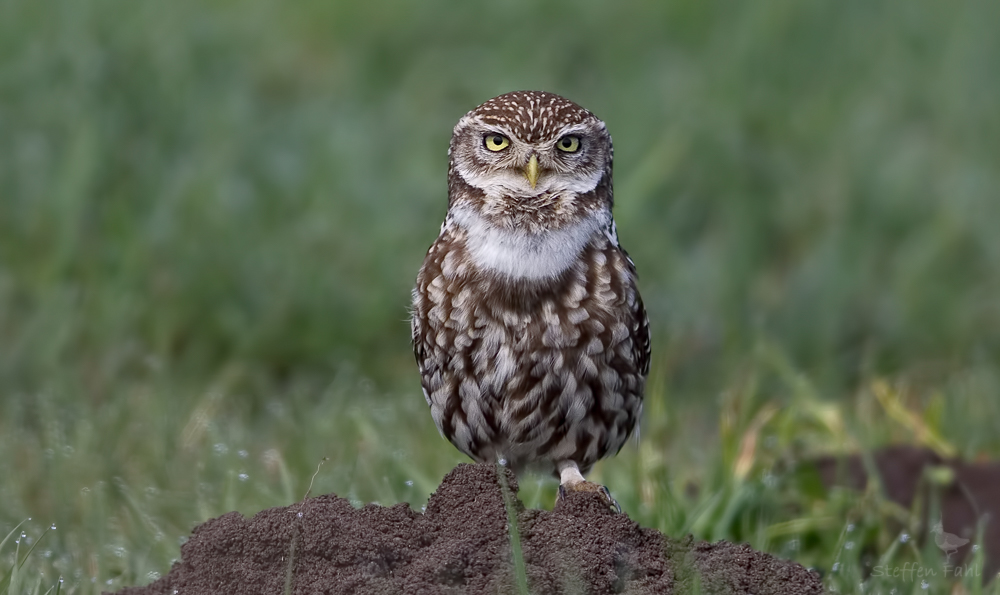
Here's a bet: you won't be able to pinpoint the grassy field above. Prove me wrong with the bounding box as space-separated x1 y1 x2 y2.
2 0 999 592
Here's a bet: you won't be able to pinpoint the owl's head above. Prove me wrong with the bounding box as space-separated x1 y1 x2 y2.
447 91 613 226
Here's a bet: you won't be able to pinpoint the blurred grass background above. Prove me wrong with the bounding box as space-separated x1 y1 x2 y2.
2 0 999 592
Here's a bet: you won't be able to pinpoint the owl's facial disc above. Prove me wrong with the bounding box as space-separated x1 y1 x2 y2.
452 121 606 201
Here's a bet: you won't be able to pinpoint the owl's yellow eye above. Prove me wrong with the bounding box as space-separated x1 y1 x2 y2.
556 135 580 153
483 134 511 151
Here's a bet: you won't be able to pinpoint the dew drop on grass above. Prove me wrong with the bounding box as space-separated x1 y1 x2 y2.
498 457 507 466
405 480 414 487
845 541 855 550
213 443 228 455
297 512 303 518
972 544 980 552
50 523 57 530
846 523 855 533
832 562 840 572
900 532 910 543
238 449 248 459
920 580 929 590
238 473 249 482
148 571 160 580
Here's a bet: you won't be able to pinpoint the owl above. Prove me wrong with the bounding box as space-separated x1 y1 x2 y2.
411 91 649 505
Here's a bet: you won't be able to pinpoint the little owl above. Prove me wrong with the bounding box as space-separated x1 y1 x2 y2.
411 91 649 505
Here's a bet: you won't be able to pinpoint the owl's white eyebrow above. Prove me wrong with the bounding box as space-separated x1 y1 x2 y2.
479 125 516 138
458 116 513 136
554 125 591 137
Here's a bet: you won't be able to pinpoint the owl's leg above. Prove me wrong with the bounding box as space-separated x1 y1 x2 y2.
556 461 621 514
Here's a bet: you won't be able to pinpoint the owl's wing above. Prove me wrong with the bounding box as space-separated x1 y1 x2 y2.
617 242 651 380
410 296 423 364
633 297 651 379
410 288 435 407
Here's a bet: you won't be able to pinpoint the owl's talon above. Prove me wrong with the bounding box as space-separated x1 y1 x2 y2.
557 480 621 514
599 485 622 514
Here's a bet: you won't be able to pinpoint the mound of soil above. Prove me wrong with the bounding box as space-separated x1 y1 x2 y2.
113 463 822 595
814 445 1000 577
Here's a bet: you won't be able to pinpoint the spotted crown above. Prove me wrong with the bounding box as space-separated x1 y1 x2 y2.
469 91 601 143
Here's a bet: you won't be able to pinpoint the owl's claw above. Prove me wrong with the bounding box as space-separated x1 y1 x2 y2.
600 485 622 514
557 481 621 514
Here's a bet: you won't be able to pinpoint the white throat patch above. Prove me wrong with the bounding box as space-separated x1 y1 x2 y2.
450 206 609 281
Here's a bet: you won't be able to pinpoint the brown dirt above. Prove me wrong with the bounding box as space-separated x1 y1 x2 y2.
112 463 823 595
814 445 1000 577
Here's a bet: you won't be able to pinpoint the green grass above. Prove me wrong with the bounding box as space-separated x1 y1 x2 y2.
1 0 999 592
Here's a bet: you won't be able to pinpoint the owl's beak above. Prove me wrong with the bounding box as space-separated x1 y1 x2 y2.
523 154 540 189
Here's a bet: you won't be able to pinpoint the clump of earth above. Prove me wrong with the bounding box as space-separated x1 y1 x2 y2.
113 463 822 595
814 445 1000 578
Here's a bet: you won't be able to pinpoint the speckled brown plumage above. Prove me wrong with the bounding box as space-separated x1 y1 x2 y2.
412 91 649 485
